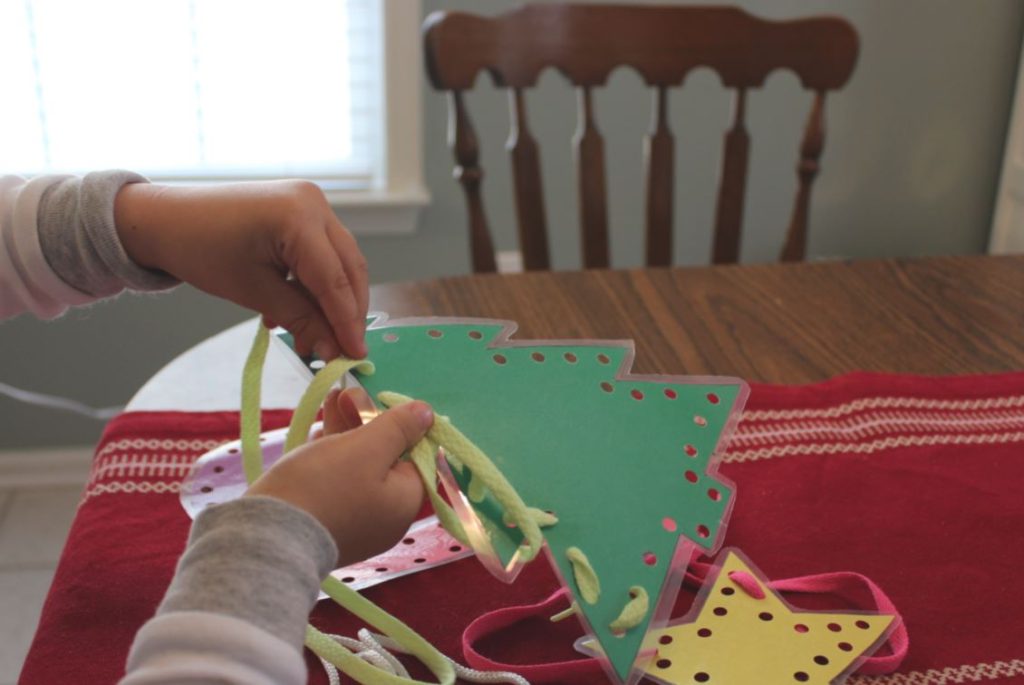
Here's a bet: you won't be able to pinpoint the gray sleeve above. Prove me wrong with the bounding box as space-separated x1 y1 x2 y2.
158 496 339 650
36 170 180 297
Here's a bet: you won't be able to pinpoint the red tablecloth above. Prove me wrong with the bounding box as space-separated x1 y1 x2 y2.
20 372 1024 684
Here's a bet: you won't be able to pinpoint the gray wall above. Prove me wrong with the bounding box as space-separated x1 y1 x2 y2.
2 0 1022 449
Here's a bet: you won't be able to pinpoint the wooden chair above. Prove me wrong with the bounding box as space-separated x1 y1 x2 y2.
423 4 859 272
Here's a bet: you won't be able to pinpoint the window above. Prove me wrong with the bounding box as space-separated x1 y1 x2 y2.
0 0 425 232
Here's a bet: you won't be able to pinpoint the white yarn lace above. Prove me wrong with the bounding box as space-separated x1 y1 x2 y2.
317 629 530 685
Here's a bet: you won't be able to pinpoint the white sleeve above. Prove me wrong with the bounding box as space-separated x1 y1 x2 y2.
0 171 178 321
0 174 94 319
120 612 307 685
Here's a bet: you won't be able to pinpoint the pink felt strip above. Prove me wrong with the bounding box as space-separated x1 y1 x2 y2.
461 588 606 682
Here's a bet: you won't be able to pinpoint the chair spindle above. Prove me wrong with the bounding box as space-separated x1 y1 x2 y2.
507 89 551 270
644 86 674 267
449 90 497 273
780 91 826 262
712 89 750 264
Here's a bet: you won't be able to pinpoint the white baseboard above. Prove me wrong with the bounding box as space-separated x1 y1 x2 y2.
496 250 524 273
0 447 93 489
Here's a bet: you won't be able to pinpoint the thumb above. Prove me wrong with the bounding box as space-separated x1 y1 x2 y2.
347 401 434 475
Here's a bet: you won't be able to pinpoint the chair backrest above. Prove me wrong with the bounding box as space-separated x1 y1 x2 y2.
423 4 859 272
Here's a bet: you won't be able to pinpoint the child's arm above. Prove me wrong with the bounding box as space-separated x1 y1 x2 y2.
120 391 431 685
1 173 368 359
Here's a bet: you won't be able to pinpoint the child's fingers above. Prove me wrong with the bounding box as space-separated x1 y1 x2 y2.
288 228 366 360
346 401 434 477
247 273 339 360
325 218 369 325
322 388 344 435
383 460 426 524
325 387 367 435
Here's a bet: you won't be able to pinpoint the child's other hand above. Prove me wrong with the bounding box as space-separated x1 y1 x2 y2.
114 180 368 359
245 388 431 565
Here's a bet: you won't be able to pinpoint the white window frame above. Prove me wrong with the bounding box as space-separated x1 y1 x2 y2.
329 0 428 236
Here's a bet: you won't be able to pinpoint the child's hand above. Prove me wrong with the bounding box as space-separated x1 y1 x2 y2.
245 388 431 565
114 180 368 359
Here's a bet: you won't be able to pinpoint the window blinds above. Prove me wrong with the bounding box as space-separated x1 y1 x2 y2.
0 0 383 189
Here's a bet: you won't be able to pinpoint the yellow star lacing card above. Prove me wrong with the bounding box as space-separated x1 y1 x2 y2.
581 549 900 685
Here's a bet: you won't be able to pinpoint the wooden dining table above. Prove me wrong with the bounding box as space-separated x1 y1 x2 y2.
19 254 1024 685
369 254 1024 381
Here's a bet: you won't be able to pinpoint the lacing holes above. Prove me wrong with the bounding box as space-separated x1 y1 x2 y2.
213 465 224 473
493 354 507 365
713 607 727 617
414 558 426 564
697 628 712 638
375 567 388 573
643 551 658 566
529 352 544 362
341 576 355 583
427 329 443 338
684 444 698 457
600 382 613 393
695 672 710 682
855 620 870 630
685 470 698 483
200 486 213 494
759 612 774 622
383 333 398 343
721 587 735 596
694 415 707 427
813 655 829 666
664 388 678 399
597 353 610 364
227 448 238 454
402 537 415 545
260 436 267 442
827 623 842 632
449 545 463 553
794 672 809 682
696 524 710 539
707 488 721 501
656 659 672 669
706 393 720 405
631 389 644 400
662 517 678 532
564 352 578 363
837 642 853 652
468 330 483 340
794 624 809 633
311 359 326 369
658 634 673 645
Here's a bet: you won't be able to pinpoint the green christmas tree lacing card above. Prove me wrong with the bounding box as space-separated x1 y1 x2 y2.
276 314 748 685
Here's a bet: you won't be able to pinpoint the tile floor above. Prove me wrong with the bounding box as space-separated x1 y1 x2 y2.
0 484 82 684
